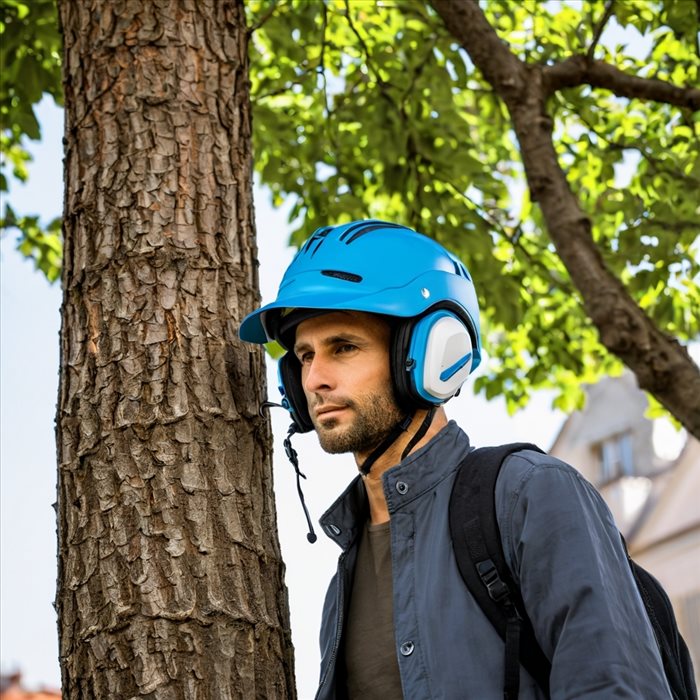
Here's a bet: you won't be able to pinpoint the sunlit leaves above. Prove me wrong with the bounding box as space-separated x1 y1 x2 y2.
4 0 698 414
249 0 515 243
1 0 62 157
1 0 63 281
247 0 699 416
0 131 30 187
1 205 62 282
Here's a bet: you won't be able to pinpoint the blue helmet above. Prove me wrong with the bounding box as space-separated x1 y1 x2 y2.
240 220 481 427
241 220 480 353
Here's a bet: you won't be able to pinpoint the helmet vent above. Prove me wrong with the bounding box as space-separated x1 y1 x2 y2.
301 226 333 257
339 221 408 245
453 259 471 280
321 270 363 283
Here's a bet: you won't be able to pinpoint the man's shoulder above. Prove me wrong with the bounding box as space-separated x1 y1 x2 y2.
489 446 596 504
500 446 580 479
460 443 580 483
450 435 599 511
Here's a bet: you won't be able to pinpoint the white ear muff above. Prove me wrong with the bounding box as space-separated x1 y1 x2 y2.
407 311 474 404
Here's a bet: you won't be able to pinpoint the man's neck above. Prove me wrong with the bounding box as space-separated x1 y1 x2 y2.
358 407 448 525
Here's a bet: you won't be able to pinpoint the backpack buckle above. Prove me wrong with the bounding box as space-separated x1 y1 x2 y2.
476 559 511 604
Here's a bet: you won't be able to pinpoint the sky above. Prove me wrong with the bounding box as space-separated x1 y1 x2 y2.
1 96 610 698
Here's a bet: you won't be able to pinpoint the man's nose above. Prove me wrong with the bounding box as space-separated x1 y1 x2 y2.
303 354 335 394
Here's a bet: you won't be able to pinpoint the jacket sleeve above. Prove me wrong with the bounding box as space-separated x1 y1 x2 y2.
496 452 672 700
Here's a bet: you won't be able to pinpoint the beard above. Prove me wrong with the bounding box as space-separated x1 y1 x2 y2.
311 388 405 456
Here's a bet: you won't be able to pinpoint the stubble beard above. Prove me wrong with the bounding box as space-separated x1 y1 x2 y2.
312 389 405 456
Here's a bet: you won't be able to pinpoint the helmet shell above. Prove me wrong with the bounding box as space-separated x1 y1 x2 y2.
239 220 481 371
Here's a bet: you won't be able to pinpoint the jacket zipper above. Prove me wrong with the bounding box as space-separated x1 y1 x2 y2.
315 552 347 699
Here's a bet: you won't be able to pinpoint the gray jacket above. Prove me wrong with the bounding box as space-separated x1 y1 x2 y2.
315 421 671 699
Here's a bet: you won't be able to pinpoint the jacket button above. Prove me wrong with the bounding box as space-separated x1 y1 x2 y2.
396 481 409 495
400 641 414 656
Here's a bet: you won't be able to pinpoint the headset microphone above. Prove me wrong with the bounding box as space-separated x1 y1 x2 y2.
259 401 317 543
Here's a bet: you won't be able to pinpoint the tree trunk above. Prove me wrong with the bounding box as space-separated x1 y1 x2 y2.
55 2 296 698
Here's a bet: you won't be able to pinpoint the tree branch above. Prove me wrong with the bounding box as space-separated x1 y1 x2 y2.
247 0 284 35
587 0 616 61
344 0 390 90
545 55 700 109
430 0 700 439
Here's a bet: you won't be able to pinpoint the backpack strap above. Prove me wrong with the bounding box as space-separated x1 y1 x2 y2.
449 443 551 699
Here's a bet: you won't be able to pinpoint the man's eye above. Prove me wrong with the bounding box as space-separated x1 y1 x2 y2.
299 352 314 364
337 344 357 354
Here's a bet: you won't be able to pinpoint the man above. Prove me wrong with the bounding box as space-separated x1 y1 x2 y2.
239 220 672 699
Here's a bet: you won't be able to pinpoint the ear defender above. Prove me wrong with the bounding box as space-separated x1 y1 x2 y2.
396 310 474 407
278 354 314 433
279 308 474 431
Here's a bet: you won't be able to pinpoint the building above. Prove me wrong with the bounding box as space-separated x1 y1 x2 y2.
0 673 60 700
549 372 700 685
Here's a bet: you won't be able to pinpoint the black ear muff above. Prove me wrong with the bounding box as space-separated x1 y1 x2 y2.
393 309 474 407
278 353 314 433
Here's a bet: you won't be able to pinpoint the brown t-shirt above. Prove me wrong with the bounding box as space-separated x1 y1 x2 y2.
344 520 403 699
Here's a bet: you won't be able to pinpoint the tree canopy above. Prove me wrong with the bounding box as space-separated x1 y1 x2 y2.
1 0 62 280
2 0 699 435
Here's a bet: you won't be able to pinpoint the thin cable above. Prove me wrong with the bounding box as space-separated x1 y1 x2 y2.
283 424 318 543
259 400 285 417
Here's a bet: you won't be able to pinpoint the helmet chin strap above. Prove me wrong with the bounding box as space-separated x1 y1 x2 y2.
359 407 437 476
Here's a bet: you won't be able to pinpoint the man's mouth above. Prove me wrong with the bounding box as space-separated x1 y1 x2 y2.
315 405 348 420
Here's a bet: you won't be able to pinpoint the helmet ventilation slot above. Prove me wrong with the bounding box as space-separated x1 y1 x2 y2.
321 270 363 283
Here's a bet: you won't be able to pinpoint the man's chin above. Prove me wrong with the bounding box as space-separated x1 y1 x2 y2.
317 440 351 455
314 422 358 455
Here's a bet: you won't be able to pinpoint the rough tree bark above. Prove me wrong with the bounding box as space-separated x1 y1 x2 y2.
431 0 700 440
55 2 295 698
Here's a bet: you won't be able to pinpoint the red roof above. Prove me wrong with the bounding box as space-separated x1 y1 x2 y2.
0 673 60 699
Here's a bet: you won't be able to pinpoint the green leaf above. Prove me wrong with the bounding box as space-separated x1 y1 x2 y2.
1 205 63 282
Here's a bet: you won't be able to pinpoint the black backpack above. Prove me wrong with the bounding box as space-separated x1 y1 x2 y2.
448 443 698 700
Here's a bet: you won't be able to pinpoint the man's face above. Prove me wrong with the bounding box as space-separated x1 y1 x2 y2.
293 311 404 457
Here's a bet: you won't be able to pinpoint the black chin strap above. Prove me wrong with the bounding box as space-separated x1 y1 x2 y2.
359 407 436 476
359 414 413 475
401 407 436 461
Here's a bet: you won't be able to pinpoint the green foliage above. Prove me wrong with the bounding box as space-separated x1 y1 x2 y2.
1 0 63 281
1 204 61 281
247 0 699 414
3 0 698 415
0 0 63 146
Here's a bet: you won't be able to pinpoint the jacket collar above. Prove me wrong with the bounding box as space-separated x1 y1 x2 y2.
319 421 471 550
